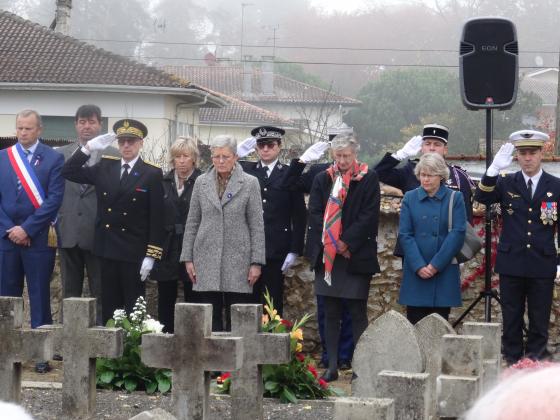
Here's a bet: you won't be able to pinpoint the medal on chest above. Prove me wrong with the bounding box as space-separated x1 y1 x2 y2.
541 201 557 225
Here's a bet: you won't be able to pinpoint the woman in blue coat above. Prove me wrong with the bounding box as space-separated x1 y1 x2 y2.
398 152 466 324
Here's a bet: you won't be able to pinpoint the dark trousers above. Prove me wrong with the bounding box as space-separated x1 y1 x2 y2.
59 246 103 325
323 296 368 371
317 295 354 365
500 274 554 364
406 306 451 325
0 247 54 328
252 259 285 315
193 291 254 332
99 257 145 325
157 268 194 334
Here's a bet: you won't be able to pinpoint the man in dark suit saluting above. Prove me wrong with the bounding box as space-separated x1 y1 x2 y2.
62 119 164 324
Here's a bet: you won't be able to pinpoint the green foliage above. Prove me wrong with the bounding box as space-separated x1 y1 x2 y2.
96 297 171 394
275 59 330 90
347 68 542 157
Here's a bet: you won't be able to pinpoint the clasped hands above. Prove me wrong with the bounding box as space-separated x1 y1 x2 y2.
337 240 351 259
7 226 30 246
417 264 438 279
185 261 262 286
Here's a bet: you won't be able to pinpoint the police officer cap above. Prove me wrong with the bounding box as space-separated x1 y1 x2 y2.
251 126 285 143
509 129 549 148
113 119 148 140
422 124 449 144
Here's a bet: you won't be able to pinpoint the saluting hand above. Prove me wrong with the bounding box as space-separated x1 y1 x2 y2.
300 141 330 163
237 136 257 158
186 262 197 284
487 143 514 176
86 133 116 152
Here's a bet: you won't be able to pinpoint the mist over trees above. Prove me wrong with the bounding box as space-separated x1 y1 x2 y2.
1 0 557 156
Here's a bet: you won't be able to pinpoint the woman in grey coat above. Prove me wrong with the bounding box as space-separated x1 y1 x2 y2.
181 135 266 331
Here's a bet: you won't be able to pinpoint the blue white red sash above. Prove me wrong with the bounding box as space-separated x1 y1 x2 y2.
6 143 45 209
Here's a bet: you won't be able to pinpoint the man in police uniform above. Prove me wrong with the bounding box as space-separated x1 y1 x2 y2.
239 126 306 315
475 130 560 365
375 124 475 223
61 119 164 323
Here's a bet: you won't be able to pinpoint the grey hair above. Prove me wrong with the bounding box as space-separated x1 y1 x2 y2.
414 152 449 181
16 109 42 127
169 136 199 167
330 134 360 152
210 135 237 156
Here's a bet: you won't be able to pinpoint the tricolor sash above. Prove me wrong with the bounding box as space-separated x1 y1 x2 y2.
7 143 45 208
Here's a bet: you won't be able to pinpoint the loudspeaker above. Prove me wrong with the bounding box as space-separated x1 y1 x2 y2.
460 17 518 110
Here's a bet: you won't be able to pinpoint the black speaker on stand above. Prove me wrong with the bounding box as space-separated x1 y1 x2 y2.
453 17 518 327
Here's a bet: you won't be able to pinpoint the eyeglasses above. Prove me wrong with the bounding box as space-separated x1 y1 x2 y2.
419 173 439 179
211 155 234 162
256 142 278 150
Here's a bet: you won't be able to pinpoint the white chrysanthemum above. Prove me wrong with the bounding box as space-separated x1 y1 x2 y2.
113 309 127 321
142 318 164 334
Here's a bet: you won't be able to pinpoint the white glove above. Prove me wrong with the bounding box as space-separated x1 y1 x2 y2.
392 135 423 161
281 253 298 273
487 143 514 177
237 137 257 158
140 257 155 282
86 133 116 152
555 265 560 285
300 142 330 163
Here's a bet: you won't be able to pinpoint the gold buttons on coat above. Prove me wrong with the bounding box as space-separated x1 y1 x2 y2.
105 224 110 228
527 244 531 248
108 208 112 212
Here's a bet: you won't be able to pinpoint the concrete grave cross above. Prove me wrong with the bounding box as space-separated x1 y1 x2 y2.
230 304 291 420
0 297 52 402
141 303 244 420
41 298 124 418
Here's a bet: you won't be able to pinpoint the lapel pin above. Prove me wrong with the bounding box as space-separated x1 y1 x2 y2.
547 192 553 197
227 192 233 199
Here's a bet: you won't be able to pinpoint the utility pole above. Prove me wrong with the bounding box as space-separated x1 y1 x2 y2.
240 3 253 64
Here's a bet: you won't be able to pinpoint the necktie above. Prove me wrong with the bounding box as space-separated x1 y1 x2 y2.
121 163 130 185
17 150 31 191
264 166 270 179
527 178 533 199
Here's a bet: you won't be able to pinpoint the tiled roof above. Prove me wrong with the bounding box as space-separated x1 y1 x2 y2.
198 90 293 126
521 78 558 106
163 65 361 105
0 10 188 88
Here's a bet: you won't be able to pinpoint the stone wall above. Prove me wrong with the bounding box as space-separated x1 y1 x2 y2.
24 194 560 356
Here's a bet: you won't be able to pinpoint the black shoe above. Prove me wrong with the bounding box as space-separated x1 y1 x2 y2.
35 361 51 374
351 372 358 381
52 354 63 361
338 360 352 370
318 360 328 369
320 369 339 382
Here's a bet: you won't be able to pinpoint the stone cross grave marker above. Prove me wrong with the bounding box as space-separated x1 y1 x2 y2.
352 310 424 397
230 304 291 420
141 303 244 420
461 322 502 391
377 370 431 420
41 298 123 418
0 297 52 402
415 313 456 418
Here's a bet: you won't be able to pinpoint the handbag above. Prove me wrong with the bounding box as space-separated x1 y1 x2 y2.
449 191 483 263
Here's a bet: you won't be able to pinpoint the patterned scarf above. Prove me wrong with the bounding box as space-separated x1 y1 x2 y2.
322 160 369 285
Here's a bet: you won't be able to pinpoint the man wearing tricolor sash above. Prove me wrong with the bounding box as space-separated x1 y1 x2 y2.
0 110 65 331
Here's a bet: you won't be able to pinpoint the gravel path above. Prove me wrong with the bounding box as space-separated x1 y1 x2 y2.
21 388 334 420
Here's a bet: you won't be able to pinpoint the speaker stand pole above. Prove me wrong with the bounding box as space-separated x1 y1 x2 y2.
453 108 502 327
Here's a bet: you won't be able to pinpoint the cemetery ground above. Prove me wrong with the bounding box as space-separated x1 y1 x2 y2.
20 361 351 419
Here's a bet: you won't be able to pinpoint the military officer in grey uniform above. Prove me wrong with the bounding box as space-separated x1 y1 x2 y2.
62 119 164 323
475 130 560 364
239 126 307 315
56 105 118 325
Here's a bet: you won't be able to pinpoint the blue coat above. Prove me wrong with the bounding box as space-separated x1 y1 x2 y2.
398 185 466 307
0 141 64 250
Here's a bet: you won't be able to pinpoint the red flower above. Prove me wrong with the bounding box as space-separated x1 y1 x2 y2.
280 319 293 328
307 364 318 378
295 353 305 363
318 378 328 389
217 372 231 384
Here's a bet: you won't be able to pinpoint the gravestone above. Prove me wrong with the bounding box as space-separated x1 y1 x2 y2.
41 298 124 418
352 310 424 397
141 303 243 420
333 397 395 420
437 334 484 418
415 314 456 418
376 370 430 420
461 322 501 391
0 297 52 402
230 304 291 420
130 408 178 420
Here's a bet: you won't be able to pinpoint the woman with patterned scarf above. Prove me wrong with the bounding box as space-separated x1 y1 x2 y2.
305 134 381 382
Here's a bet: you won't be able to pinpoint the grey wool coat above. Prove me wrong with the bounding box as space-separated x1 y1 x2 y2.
180 163 266 293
